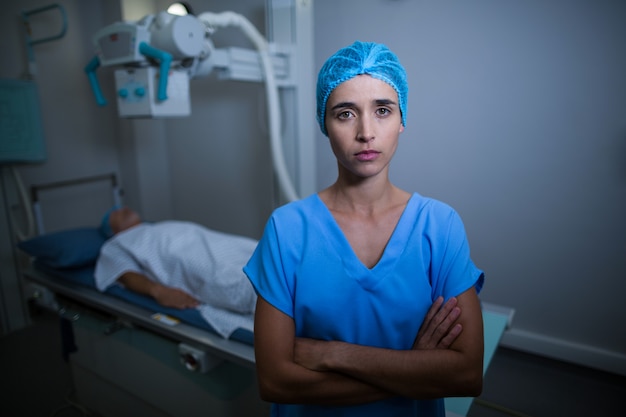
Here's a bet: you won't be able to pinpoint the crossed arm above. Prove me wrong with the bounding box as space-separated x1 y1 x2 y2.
253 287 484 405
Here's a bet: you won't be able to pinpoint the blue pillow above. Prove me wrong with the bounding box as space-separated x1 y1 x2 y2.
18 227 107 269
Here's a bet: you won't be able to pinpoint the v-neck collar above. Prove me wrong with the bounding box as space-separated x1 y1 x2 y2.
312 193 418 290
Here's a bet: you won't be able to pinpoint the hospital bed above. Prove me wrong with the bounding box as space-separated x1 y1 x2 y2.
17 174 513 417
18 173 266 417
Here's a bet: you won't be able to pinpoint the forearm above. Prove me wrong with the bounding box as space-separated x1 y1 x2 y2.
315 340 482 399
262 340 479 404
257 358 391 406
117 272 160 298
117 272 199 309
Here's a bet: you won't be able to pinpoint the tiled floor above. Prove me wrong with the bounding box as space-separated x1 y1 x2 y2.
1 309 624 417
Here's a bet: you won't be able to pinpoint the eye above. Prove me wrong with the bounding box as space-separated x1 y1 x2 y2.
337 110 354 120
376 107 391 116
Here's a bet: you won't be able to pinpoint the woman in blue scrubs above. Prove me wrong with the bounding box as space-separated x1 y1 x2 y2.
245 41 485 417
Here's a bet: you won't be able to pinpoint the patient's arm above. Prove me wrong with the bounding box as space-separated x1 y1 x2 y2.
253 292 478 405
117 272 199 309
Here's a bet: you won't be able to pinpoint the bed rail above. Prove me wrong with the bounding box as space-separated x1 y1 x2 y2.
30 173 122 234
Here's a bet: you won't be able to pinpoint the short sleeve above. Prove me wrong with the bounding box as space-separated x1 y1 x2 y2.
429 208 484 300
243 216 295 318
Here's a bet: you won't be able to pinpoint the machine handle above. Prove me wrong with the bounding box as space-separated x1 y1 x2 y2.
84 56 107 106
22 3 68 46
139 42 172 101
21 3 68 77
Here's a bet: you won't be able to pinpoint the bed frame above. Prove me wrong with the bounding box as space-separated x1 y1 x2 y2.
23 265 268 417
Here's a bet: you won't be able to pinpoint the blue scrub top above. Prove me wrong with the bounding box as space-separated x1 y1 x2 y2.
245 193 484 417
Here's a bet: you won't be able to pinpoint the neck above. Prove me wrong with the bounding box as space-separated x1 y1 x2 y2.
323 176 407 215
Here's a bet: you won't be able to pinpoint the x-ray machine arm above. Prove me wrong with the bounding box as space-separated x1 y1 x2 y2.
85 6 301 202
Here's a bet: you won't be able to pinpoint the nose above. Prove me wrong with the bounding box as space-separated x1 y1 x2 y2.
357 114 375 142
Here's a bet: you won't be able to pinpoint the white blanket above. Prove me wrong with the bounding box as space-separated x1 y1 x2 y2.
94 221 258 338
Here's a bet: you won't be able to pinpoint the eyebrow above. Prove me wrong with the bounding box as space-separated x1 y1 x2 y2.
374 98 397 107
330 98 398 111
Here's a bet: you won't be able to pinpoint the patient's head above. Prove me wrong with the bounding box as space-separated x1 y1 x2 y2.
100 206 142 238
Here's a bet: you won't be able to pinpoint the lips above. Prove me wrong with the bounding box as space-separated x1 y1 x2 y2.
355 150 380 162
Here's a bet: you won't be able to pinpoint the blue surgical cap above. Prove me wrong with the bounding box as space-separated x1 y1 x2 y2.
99 206 119 239
316 41 408 136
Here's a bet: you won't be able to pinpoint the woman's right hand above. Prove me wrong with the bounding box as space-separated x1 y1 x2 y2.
413 296 463 350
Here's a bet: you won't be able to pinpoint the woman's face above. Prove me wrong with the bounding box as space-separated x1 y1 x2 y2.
324 75 404 181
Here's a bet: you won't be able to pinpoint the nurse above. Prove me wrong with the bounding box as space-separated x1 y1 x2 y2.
244 41 485 416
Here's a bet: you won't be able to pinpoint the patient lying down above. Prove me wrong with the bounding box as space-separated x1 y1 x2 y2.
94 207 258 338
